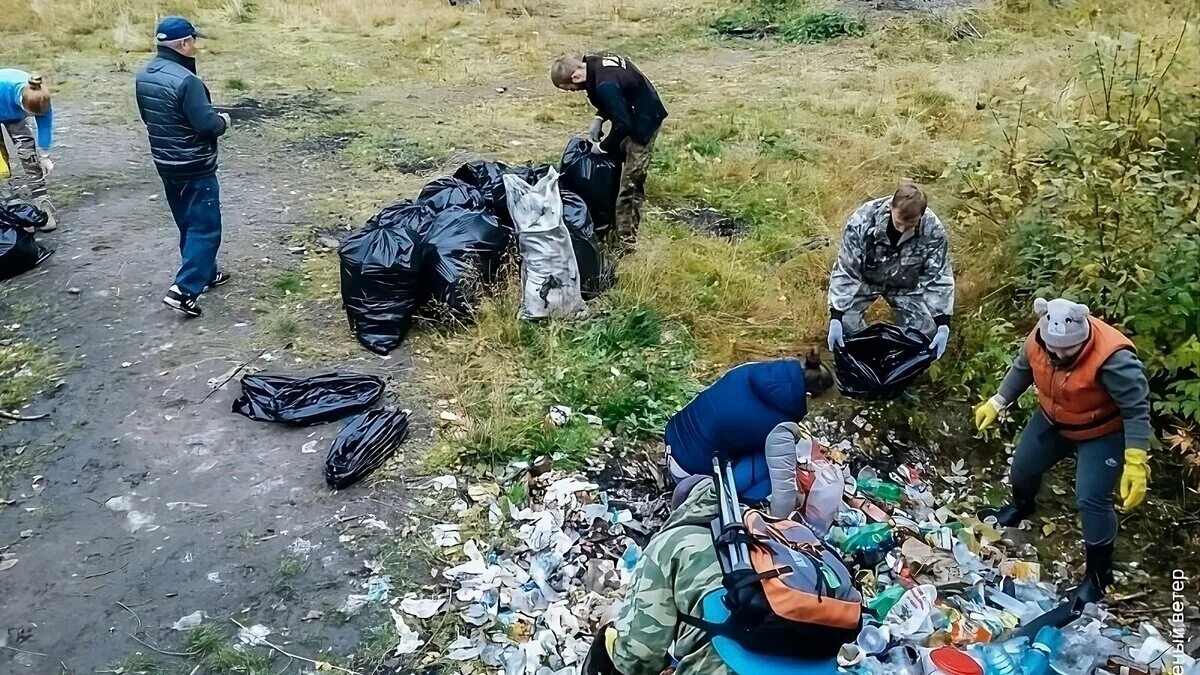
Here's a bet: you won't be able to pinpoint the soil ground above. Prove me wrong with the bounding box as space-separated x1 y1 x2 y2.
0 99 430 673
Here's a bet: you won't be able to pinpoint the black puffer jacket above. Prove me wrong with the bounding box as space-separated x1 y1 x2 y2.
135 48 227 177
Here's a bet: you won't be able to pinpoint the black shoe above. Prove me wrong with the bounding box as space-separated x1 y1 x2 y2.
163 286 202 317
206 270 232 290
978 503 1032 527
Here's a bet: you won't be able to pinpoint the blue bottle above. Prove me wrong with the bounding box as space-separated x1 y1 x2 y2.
1020 626 1062 675
978 643 1019 675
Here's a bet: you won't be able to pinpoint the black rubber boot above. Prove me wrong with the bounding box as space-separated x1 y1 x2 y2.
1015 541 1115 640
978 489 1036 527
1072 541 1115 606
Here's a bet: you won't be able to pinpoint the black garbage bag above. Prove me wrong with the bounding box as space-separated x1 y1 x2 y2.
423 206 511 319
453 160 510 210
834 323 936 400
233 372 385 425
324 408 410 489
559 136 621 236
340 202 433 354
561 191 614 299
417 176 484 214
1 203 52 282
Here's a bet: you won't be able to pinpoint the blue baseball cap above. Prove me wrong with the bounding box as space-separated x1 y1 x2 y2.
155 16 206 42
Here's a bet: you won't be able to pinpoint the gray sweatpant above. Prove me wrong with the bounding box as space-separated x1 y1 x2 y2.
1009 409 1124 545
1 117 47 198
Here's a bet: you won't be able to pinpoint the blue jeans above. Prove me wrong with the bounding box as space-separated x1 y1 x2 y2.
1009 409 1124 545
160 174 222 297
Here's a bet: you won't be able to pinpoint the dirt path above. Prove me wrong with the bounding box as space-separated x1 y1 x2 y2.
0 101 425 673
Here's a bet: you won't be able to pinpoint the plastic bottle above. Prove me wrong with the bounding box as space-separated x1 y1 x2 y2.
1020 626 1061 675
987 587 1038 624
866 585 907 619
841 522 896 553
857 477 905 503
976 643 1019 675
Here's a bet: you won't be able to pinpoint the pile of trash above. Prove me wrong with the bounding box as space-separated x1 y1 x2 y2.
381 449 667 675
339 138 620 355
0 200 53 281
377 414 1193 675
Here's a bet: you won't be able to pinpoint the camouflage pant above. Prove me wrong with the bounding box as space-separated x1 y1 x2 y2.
1 117 47 198
841 292 936 337
614 133 657 244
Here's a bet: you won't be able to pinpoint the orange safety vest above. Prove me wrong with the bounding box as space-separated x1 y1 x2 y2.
1027 317 1135 441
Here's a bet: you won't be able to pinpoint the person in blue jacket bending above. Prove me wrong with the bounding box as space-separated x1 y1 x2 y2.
665 352 834 501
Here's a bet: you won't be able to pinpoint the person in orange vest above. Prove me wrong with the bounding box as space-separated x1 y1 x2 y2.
973 297 1150 608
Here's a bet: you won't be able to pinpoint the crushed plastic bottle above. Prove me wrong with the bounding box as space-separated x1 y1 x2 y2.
857 477 905 504
1019 626 1060 675
975 642 1019 675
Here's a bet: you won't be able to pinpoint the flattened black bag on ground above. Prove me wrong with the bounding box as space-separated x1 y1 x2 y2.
417 176 484 214
561 191 614 299
559 136 621 236
834 323 936 400
423 206 511 319
233 372 385 425
0 202 52 282
339 202 433 354
453 160 509 210
324 408 410 489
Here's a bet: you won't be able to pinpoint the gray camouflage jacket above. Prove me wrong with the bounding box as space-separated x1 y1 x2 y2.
827 197 955 322
613 479 728 675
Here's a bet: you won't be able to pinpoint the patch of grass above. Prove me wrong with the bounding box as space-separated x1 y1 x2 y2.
271 270 305 295
0 330 61 412
184 624 276 674
278 553 306 579
224 76 249 91
103 653 169 675
427 302 699 469
263 310 300 340
779 11 867 43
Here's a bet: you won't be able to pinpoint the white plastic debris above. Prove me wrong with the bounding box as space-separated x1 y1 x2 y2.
400 596 446 619
547 405 573 427
171 610 207 631
432 523 463 547
390 609 423 655
431 475 458 492
237 624 272 647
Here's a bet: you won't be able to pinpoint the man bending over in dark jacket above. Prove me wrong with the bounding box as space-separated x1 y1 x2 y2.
136 16 231 318
551 54 667 249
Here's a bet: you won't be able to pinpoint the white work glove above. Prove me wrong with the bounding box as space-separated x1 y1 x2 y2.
930 325 950 359
39 156 54 176
218 112 232 130
827 319 845 352
587 116 604 142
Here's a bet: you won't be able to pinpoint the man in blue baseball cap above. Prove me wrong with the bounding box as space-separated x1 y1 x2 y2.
135 16 232 318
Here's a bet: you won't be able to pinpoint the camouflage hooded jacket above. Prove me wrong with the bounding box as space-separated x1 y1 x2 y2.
827 196 955 320
612 479 728 675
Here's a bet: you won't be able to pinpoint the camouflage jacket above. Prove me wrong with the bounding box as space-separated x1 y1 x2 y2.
827 196 955 320
612 479 728 675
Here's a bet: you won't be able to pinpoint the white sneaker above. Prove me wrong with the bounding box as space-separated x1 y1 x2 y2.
34 197 57 232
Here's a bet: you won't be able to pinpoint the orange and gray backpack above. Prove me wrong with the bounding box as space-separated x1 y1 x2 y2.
677 460 863 659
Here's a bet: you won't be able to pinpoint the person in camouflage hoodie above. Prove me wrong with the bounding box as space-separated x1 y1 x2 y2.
826 182 955 359
584 477 729 675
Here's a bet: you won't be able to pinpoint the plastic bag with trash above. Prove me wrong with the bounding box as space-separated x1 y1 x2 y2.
802 458 847 536
453 160 510 212
559 136 621 236
502 168 587 320
233 372 385 425
325 408 410 489
338 201 432 354
0 202 52 281
834 323 937 400
417 176 485 214
560 190 614 300
422 206 511 321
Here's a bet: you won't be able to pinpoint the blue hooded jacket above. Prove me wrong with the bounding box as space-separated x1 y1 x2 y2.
665 359 809 500
0 69 53 149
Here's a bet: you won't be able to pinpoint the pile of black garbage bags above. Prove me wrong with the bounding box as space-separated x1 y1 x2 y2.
1 201 53 282
340 137 621 354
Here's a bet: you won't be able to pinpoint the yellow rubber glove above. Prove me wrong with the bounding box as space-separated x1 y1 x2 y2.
603 625 617 656
973 398 1001 431
1119 448 1149 511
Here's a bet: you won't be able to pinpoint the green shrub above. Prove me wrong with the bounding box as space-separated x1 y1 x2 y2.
779 11 867 43
950 31 1200 425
